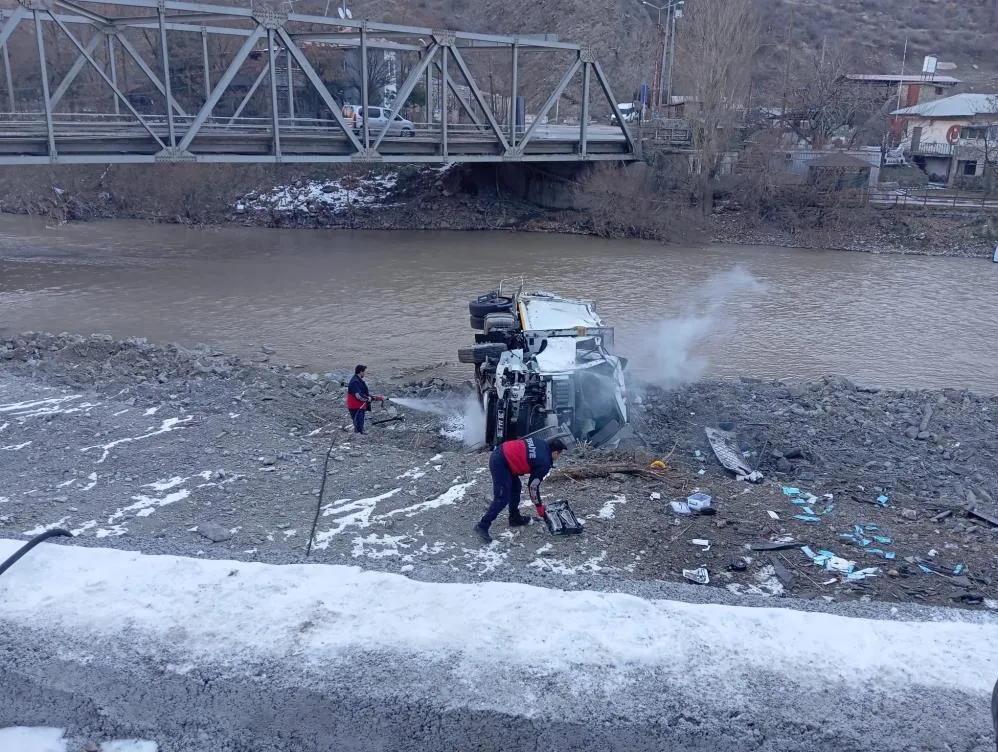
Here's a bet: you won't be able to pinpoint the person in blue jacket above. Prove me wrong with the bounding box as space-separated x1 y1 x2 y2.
345 365 382 434
475 436 566 544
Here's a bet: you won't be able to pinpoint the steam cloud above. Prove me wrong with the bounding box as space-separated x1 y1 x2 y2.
630 265 763 391
390 393 485 448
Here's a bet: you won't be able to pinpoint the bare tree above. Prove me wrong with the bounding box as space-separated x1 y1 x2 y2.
678 0 759 216
784 45 886 149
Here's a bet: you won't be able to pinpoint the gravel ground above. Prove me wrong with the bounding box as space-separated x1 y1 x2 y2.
1 331 996 616
3 332 998 751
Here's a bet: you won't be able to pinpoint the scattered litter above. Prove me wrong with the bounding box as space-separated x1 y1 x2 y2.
847 567 880 580
794 514 821 522
928 548 937 558
800 546 880 579
649 492 662 501
839 524 898 560
953 563 964 575
877 494 889 507
690 538 710 549
687 492 712 512
782 487 801 496
767 510 780 520
649 460 667 470
669 500 693 516
917 564 934 574
697 469 706 475
682 567 710 585
825 556 855 574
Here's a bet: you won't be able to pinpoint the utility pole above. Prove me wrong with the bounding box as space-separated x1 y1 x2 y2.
643 1 672 114
666 1 681 113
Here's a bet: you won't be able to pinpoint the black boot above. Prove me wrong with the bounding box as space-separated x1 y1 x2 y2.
474 522 493 544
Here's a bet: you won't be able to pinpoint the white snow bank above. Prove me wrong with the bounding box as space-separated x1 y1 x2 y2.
238 173 398 214
0 727 66 752
1 539 996 710
0 728 158 752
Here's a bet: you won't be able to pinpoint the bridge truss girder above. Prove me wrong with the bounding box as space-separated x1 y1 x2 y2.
0 0 637 165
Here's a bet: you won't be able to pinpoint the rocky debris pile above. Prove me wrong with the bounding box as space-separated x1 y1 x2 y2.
638 376 998 510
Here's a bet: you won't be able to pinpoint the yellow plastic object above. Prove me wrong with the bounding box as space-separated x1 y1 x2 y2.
649 460 667 470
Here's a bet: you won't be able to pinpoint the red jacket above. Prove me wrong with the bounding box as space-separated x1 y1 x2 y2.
345 374 370 410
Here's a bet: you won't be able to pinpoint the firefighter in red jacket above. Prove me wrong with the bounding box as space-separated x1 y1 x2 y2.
475 436 567 544
345 364 383 434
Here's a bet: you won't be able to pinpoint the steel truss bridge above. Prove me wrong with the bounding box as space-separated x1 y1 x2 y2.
0 0 639 165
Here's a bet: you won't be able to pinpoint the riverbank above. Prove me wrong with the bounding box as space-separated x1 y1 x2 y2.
1 163 995 258
2 331 996 614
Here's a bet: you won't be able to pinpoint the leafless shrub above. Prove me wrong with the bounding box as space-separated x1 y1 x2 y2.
573 163 700 241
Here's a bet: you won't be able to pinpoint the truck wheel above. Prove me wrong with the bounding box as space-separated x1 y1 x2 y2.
457 343 507 365
483 312 516 333
469 293 513 319
470 314 486 331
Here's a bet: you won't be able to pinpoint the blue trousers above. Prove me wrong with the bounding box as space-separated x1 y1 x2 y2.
349 407 365 433
481 448 525 528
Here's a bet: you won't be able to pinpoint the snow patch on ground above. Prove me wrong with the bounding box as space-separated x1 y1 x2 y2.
22 517 70 536
352 533 411 560
314 482 473 546
80 416 193 463
528 551 608 576
593 495 626 520
238 173 399 215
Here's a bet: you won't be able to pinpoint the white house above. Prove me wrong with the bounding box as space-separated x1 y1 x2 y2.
892 93 998 185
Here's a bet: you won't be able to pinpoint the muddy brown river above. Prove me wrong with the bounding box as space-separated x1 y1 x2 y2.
0 214 995 392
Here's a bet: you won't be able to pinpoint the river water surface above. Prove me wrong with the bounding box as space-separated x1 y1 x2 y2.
0 215 995 392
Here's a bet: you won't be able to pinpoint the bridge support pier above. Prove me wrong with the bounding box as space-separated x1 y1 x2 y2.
494 162 595 210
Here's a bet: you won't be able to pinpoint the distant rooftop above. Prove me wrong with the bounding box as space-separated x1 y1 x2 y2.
844 74 961 85
892 92 998 118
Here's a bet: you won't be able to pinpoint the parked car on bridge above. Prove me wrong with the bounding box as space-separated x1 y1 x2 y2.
609 102 639 125
345 105 416 137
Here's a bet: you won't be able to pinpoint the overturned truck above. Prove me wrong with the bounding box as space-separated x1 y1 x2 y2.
459 282 632 449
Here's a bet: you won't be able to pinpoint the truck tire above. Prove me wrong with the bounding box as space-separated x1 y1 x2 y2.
469 293 513 319
458 343 507 365
483 312 516 333
470 314 486 331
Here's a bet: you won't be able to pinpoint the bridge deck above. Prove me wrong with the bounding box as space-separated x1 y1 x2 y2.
0 117 633 165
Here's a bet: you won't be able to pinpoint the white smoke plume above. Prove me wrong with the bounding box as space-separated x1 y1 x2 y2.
629 265 763 391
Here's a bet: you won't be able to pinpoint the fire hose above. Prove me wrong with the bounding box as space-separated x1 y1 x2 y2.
0 528 74 580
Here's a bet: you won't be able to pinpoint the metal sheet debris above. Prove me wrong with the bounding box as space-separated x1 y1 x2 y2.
705 427 763 482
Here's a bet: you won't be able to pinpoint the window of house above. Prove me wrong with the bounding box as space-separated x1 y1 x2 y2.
935 86 945 95
963 127 987 140
963 160 978 175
